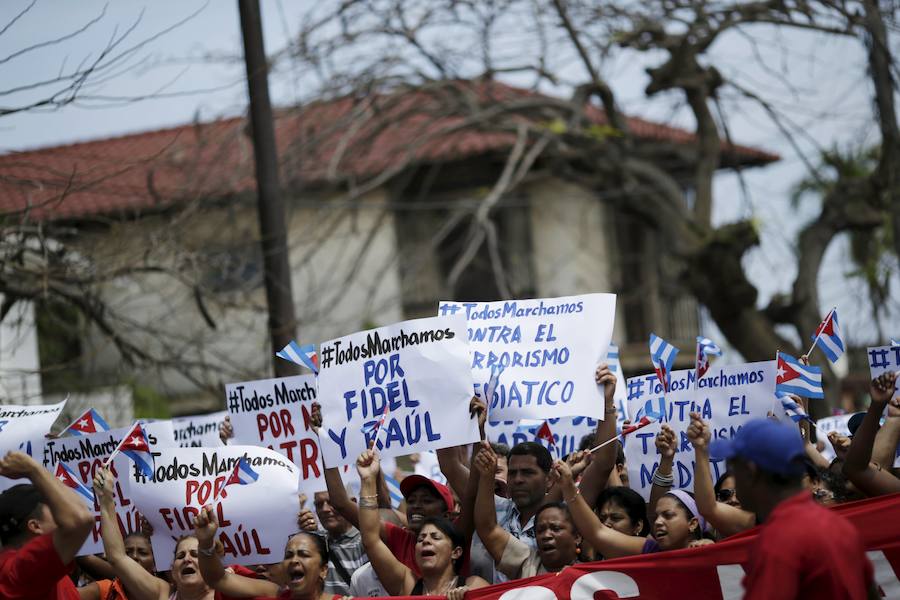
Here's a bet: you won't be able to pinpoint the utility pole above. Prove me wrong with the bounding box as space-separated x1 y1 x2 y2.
238 0 298 377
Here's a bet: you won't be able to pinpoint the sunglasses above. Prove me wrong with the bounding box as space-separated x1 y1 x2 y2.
717 488 736 502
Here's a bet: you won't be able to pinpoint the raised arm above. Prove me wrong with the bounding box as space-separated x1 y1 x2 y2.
357 450 415 596
472 444 511 564
577 364 620 507
552 460 646 559
437 397 486 498
647 424 677 520
686 414 755 536
456 442 483 541
843 372 900 496
194 505 279 598
92 468 169 600
0 452 94 566
872 399 900 469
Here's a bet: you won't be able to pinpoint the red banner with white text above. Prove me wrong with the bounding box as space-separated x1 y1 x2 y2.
399 494 900 600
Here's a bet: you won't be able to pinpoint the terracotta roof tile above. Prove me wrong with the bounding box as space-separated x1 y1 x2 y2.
0 81 777 222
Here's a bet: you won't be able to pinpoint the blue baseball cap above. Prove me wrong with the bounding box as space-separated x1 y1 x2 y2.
709 419 805 476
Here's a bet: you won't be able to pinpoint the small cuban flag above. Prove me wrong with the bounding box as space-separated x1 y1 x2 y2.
62 408 111 437
383 474 404 509
362 403 391 443
779 393 816 426
535 421 556 447
514 419 543 436
482 364 505 408
695 336 722 381
621 410 663 439
776 352 824 399
891 339 899 347
811 308 845 363
55 462 94 505
108 423 156 480
275 341 319 374
217 456 260 498
649 333 680 393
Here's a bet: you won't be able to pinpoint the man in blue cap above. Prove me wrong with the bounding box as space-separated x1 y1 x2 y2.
710 418 874 599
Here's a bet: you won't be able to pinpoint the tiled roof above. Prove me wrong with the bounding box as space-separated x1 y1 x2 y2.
0 81 778 222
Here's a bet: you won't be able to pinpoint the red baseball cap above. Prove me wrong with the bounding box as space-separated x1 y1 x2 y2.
399 475 455 512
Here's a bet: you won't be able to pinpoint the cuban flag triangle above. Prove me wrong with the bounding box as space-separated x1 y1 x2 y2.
217 456 260 498
535 421 556 447
589 409 663 453
61 408 111 437
55 462 94 504
107 423 156 480
275 341 319 374
695 337 723 381
811 308 845 363
779 393 816 426
649 333 680 393
776 353 824 399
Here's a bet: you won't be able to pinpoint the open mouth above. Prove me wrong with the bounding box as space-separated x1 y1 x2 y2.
539 543 557 554
408 513 425 525
654 530 667 540
289 567 306 584
420 549 436 559
180 566 197 576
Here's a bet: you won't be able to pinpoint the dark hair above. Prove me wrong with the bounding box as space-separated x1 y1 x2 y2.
578 433 596 452
509 442 553 473
535 501 573 524
418 517 465 573
288 531 328 562
713 471 733 495
0 484 44 545
490 442 510 458
596 486 650 536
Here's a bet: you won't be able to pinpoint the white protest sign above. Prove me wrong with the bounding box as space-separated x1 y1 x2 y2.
0 400 65 491
624 361 776 500
130 446 299 566
867 345 900 396
39 420 176 556
171 411 226 448
816 414 854 463
438 294 616 421
486 416 599 460
317 315 478 468
225 375 322 491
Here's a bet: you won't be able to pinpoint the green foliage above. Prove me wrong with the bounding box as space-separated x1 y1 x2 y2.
131 382 171 419
792 145 893 321
790 145 880 208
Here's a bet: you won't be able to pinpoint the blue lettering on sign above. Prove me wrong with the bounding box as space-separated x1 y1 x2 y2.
472 347 571 369
728 395 750 416
488 380 575 411
0 420 7 433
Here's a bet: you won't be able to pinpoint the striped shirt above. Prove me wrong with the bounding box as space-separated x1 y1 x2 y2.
323 527 368 596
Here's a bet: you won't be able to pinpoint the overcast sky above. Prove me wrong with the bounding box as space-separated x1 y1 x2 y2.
1 0 894 352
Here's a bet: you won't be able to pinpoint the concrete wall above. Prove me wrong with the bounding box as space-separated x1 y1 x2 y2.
76 189 403 412
0 297 42 404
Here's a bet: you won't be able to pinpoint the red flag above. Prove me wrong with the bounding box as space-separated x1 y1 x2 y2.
536 421 555 447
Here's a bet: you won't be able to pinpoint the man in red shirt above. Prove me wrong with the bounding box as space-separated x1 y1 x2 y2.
710 418 875 599
0 451 94 600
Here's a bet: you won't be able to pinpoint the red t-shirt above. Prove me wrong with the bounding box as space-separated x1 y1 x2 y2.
384 521 471 577
743 492 874 599
0 532 80 600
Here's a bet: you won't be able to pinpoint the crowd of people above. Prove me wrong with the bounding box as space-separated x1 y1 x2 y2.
0 366 895 599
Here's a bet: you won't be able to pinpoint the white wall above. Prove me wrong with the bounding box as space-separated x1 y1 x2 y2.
0 298 42 404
